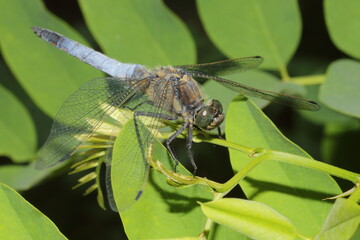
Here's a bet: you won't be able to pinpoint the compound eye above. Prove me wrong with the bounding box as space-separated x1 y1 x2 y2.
210 99 223 113
194 99 224 130
194 106 213 130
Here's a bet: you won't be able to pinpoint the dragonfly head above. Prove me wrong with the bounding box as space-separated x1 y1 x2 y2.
194 99 224 130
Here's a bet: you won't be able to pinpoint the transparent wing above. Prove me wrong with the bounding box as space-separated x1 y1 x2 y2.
104 140 118 211
109 119 151 211
37 74 177 211
108 77 176 211
104 126 152 212
197 75 320 111
36 77 147 170
175 56 263 76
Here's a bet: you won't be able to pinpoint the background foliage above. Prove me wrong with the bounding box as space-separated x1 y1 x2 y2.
0 0 360 239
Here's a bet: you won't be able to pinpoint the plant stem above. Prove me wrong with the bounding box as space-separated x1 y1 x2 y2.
262 149 359 183
349 185 360 203
202 192 224 239
217 147 359 194
290 74 325 85
199 192 223 240
152 136 360 215
192 137 360 194
202 137 360 184
279 65 291 82
195 135 254 154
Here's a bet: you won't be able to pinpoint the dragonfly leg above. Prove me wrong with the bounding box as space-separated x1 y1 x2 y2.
217 127 223 139
186 123 197 175
164 122 189 171
133 111 177 165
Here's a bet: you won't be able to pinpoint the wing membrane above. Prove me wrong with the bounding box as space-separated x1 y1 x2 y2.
109 75 176 211
175 56 263 76
37 73 177 211
109 119 151 211
36 77 146 169
198 75 320 111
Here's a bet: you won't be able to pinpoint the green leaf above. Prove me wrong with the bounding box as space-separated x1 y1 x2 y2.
314 198 360 240
211 223 247 240
324 0 360 58
200 198 298 240
0 163 51 191
197 0 301 70
0 0 101 117
78 0 195 67
225 97 341 236
350 228 360 240
152 238 199 240
0 86 36 162
112 120 214 238
0 183 67 240
300 86 355 125
319 59 360 118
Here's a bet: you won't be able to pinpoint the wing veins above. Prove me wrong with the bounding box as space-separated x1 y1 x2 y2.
195 74 320 111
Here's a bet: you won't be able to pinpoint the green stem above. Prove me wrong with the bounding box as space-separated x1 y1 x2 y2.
201 137 360 184
290 74 325 85
191 138 360 194
216 147 359 195
150 156 223 190
195 135 254 154
152 136 360 206
215 154 265 193
199 193 223 240
279 65 291 82
349 185 360 203
201 147 359 201
263 149 359 183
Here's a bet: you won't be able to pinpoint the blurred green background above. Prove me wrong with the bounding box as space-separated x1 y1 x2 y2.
1 0 360 239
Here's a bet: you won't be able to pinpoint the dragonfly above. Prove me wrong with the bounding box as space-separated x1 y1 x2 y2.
32 27 320 211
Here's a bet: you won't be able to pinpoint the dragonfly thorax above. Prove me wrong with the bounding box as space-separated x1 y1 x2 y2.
154 66 181 79
194 99 224 130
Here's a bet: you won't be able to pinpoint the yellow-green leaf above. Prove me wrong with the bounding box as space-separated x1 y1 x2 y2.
200 198 298 240
0 183 67 240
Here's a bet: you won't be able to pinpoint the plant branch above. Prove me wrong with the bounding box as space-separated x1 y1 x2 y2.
200 136 360 184
290 74 325 85
154 135 360 197
279 65 291 81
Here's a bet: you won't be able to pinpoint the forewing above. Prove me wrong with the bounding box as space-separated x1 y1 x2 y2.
175 56 263 76
204 76 320 111
36 77 146 169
